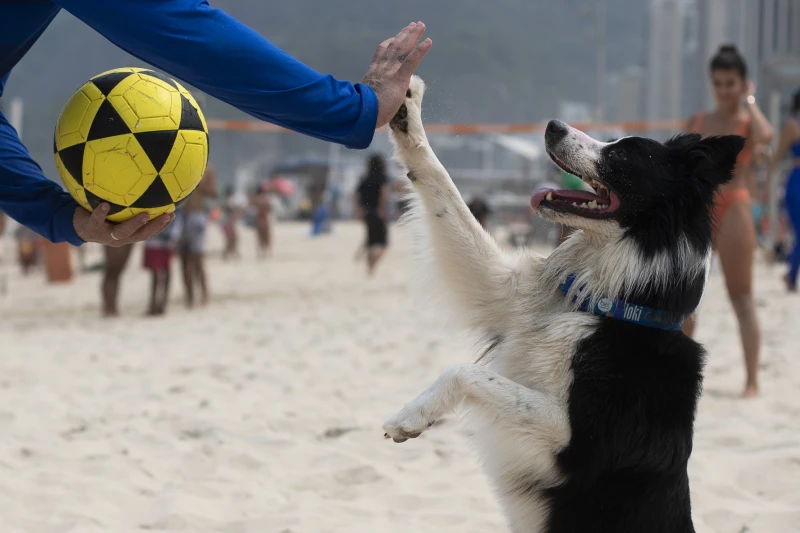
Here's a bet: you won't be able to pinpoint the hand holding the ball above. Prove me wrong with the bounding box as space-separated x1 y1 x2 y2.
73 204 174 247
362 22 432 129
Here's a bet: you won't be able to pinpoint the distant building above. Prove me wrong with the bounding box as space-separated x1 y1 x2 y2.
645 0 689 122
606 66 646 123
557 100 594 123
646 0 800 121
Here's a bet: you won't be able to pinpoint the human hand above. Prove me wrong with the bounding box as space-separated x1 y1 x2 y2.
73 204 174 247
363 22 432 129
742 80 757 107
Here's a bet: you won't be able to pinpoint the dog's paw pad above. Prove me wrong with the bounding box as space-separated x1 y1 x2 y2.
383 428 423 443
383 407 432 444
390 104 409 134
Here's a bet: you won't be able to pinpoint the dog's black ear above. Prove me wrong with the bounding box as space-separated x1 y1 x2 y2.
665 133 702 150
687 135 746 187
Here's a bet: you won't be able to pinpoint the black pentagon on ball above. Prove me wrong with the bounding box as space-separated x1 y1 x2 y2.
131 175 174 209
179 93 205 131
87 99 131 141
134 130 178 172
90 70 135 97
57 142 87 186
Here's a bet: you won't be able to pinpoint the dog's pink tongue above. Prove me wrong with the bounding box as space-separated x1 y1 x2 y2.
550 190 601 202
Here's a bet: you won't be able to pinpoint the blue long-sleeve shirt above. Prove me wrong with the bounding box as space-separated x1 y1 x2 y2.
0 0 379 245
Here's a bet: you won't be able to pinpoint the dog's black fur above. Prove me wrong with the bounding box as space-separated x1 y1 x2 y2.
545 322 704 532
543 125 744 532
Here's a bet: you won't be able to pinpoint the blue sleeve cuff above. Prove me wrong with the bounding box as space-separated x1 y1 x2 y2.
340 83 378 150
52 200 85 247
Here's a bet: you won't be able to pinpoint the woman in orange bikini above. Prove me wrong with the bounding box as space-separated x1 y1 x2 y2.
684 45 774 398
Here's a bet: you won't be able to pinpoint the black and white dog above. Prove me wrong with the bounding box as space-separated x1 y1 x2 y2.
383 76 744 533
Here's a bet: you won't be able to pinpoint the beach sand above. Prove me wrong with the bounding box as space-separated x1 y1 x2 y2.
0 221 798 532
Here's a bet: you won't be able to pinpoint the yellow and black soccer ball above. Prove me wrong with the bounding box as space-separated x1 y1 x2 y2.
54 68 209 223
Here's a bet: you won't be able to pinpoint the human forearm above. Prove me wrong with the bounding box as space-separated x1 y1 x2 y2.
56 0 379 149
0 109 83 245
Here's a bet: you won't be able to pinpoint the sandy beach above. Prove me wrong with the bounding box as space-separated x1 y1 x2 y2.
0 221 798 533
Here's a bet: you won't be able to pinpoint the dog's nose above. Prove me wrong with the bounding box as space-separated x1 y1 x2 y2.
545 120 569 145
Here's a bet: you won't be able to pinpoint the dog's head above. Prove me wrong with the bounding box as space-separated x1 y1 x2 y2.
532 120 744 251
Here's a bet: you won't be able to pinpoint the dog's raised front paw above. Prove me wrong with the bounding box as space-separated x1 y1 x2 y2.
389 76 426 150
382 404 435 443
389 102 409 134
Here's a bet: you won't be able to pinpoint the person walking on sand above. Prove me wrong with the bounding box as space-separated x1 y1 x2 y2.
684 45 774 398
354 154 391 276
179 165 217 308
766 88 800 293
144 210 183 316
253 182 272 258
221 185 244 261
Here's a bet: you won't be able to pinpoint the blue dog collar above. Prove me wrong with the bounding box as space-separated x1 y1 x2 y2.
558 274 684 331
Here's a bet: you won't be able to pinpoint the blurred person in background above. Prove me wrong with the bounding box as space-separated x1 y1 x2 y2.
684 44 774 398
101 244 133 316
468 196 492 230
1 3 430 253
221 185 244 261
179 165 218 308
253 182 272 259
16 225 40 275
144 211 183 316
354 154 391 276
766 88 800 292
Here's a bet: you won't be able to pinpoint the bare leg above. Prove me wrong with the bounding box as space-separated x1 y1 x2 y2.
716 200 760 398
367 246 386 276
102 244 133 317
146 271 158 316
160 269 171 313
181 252 194 308
152 270 169 314
195 254 209 306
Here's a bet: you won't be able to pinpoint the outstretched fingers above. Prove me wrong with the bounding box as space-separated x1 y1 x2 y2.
125 214 173 243
399 38 433 78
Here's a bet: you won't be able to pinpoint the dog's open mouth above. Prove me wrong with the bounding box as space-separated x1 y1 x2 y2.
531 151 621 218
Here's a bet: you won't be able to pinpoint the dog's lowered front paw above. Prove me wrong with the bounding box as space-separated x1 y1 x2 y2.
389 76 426 150
382 403 435 443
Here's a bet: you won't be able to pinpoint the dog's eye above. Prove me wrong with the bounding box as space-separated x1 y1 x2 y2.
609 149 627 161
